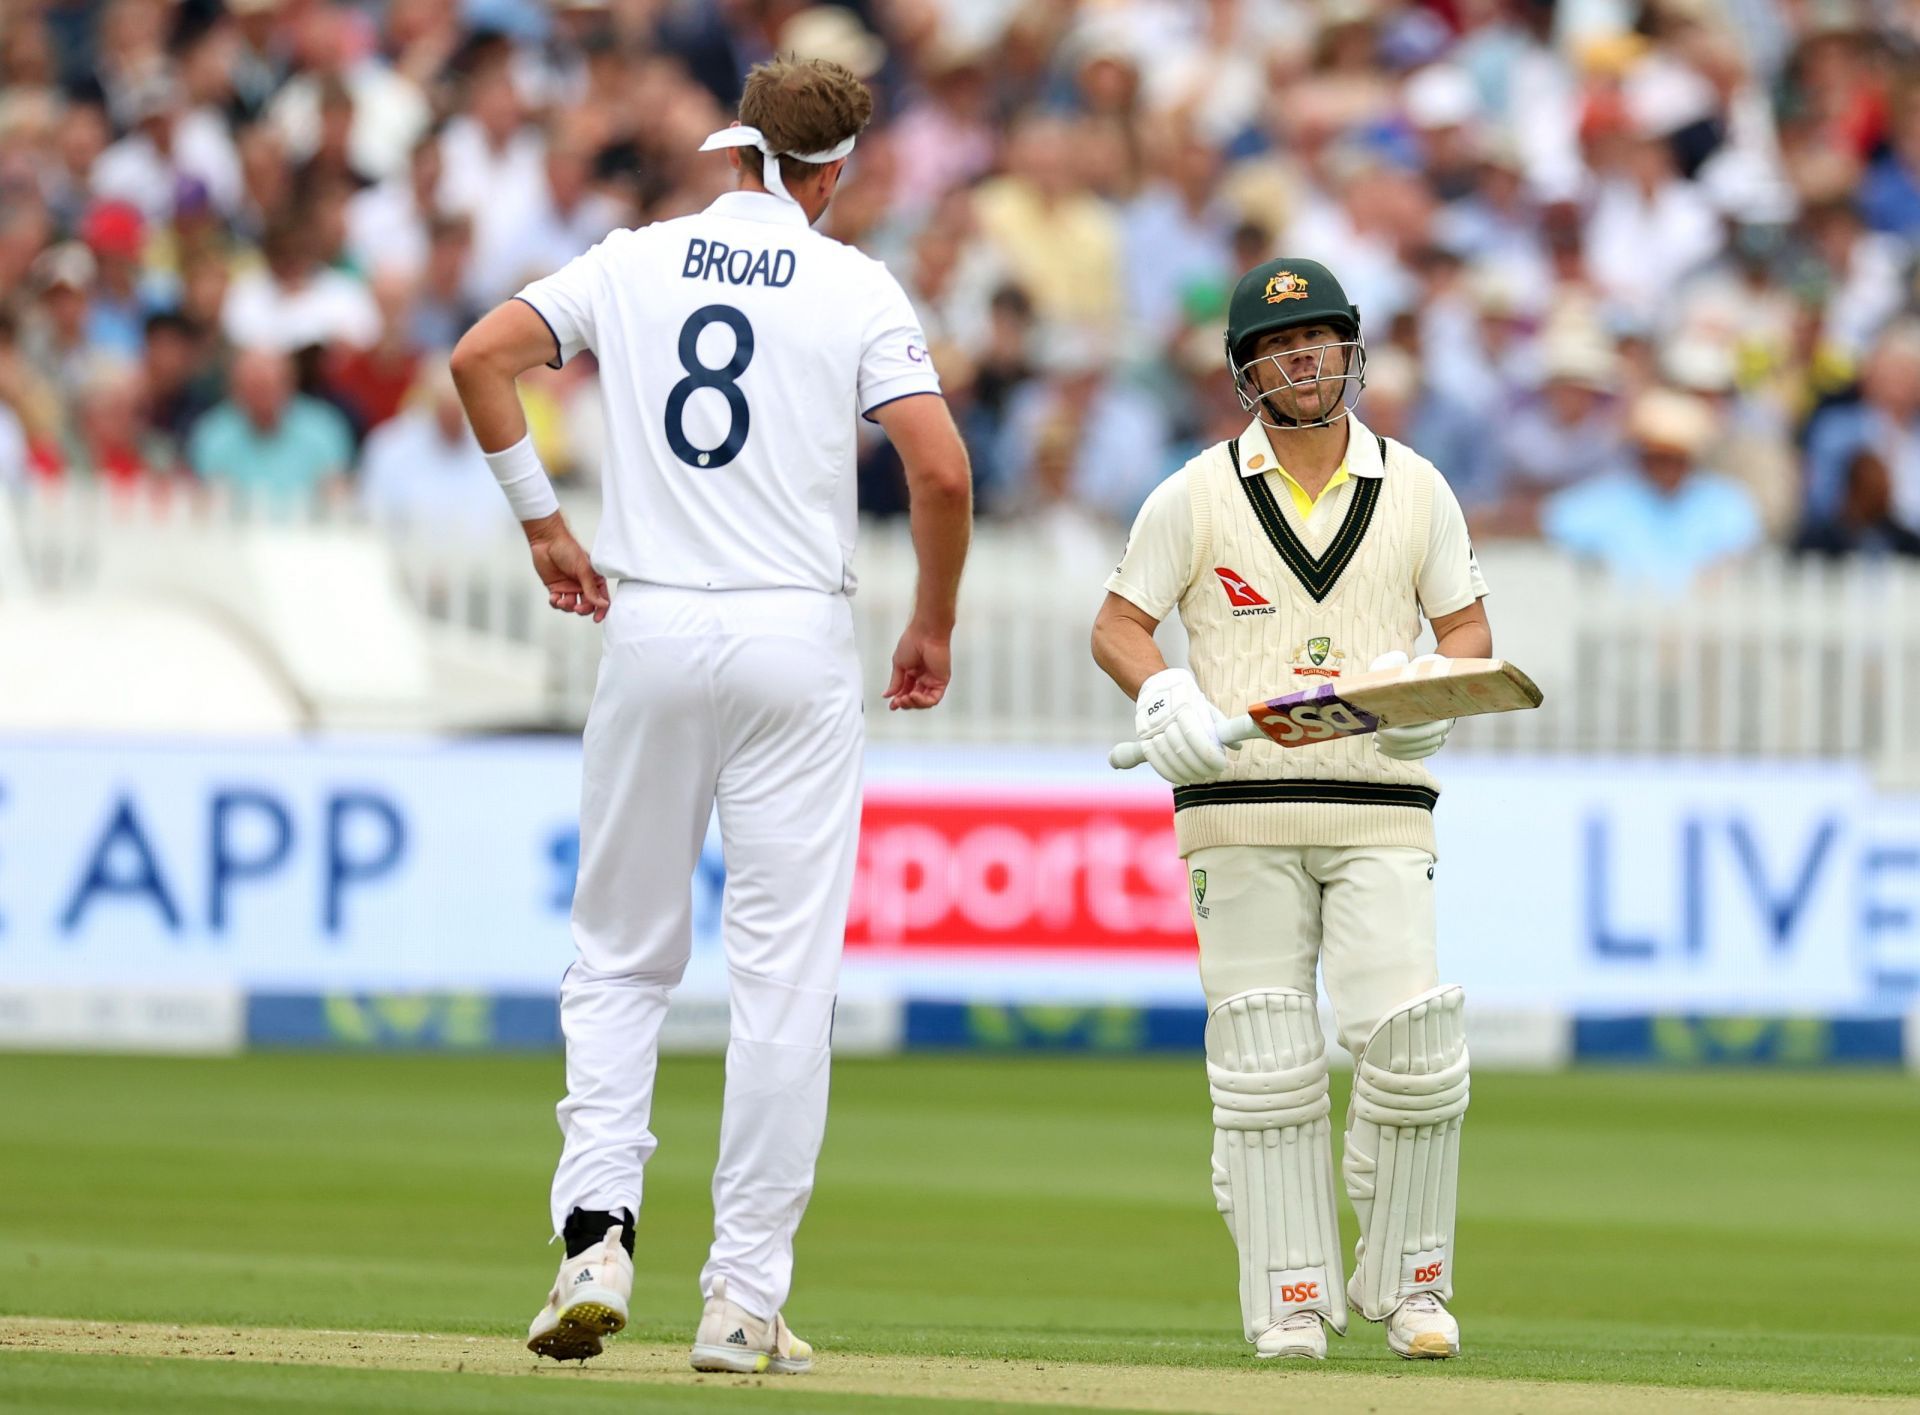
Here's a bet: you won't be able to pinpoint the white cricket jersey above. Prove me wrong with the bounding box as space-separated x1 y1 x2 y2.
515 190 941 593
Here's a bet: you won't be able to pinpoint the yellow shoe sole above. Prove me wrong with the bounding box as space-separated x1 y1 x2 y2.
528 1300 626 1362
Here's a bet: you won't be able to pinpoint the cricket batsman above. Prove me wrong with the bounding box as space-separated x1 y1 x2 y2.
452 58 972 1372
1091 258 1491 1360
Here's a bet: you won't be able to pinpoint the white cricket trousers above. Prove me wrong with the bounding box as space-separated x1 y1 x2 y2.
550 582 864 1322
1185 844 1438 1059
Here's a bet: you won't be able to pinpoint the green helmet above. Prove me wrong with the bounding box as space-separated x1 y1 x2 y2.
1224 258 1361 367
1223 257 1366 429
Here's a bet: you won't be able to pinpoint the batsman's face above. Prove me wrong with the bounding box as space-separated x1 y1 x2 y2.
1246 324 1352 421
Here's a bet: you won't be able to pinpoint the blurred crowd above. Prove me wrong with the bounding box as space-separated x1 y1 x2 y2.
2 0 1919 587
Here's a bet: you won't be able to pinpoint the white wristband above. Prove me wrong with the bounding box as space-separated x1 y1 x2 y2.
481 433 561 521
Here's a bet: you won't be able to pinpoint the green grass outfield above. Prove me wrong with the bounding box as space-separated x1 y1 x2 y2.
1 1053 1917 1412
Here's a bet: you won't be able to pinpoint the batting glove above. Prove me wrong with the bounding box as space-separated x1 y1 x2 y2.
1367 650 1454 761
1135 668 1237 786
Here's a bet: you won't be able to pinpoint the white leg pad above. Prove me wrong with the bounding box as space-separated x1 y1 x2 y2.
1345 984 1470 1322
1207 988 1348 1341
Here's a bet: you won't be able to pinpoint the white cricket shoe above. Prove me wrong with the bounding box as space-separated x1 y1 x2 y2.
1255 1310 1327 1360
688 1277 813 1374
526 1224 632 1362
1387 1291 1460 1359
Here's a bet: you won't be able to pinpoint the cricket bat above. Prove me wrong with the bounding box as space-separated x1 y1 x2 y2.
1108 657 1542 770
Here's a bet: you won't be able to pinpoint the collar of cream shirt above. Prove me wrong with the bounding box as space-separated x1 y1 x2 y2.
1234 414 1385 481
706 189 811 227
1235 414 1384 516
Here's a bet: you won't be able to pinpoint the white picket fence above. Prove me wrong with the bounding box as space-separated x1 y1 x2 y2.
8 483 1920 776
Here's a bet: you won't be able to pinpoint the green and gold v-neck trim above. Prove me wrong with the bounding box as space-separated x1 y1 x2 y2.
1228 434 1386 603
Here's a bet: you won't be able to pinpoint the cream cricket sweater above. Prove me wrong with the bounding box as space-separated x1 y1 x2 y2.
1168 417 1445 856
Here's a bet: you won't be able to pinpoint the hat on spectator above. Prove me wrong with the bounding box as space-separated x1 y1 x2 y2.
1405 65 1479 131
922 30 991 76
778 7 886 79
1540 330 1618 391
1628 388 1717 458
1363 345 1418 402
123 73 183 124
82 200 145 261
1036 323 1110 378
1663 337 1737 394
31 241 96 293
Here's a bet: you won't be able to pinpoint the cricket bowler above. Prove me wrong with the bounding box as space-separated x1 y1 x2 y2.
1091 257 1491 1360
451 58 972 1372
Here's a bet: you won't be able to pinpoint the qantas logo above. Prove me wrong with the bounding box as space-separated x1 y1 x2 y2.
1214 567 1276 617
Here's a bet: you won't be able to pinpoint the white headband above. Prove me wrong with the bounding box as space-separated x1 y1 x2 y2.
699 124 857 206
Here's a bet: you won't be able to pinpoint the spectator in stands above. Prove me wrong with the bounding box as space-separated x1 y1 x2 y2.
1860 88 1920 238
90 72 242 225
1542 387 1763 590
974 113 1124 329
20 243 100 412
31 358 170 486
996 324 1168 524
1478 328 1625 533
139 312 221 455
358 359 511 540
323 269 421 437
1795 450 1920 558
438 57 548 307
1583 108 1726 328
1797 196 1908 365
78 200 151 361
1802 322 1920 536
1362 344 1497 507
345 124 443 280
464 111 627 306
0 318 29 489
187 346 352 499
410 213 480 350
886 34 997 218
1122 128 1233 344
1662 334 1800 540
222 213 380 354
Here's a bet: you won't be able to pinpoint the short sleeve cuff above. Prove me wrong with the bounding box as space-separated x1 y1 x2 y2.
512 295 573 370
1420 588 1482 619
1103 573 1176 622
859 373 943 420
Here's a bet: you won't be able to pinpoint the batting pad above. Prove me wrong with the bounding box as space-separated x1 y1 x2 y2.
1345 984 1470 1322
1206 988 1348 1340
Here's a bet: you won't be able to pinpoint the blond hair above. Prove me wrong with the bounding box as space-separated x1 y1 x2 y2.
735 57 874 187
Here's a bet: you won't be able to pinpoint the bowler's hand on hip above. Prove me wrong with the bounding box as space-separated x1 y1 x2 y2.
1367 650 1454 759
524 512 611 623
1135 668 1237 786
886 624 951 710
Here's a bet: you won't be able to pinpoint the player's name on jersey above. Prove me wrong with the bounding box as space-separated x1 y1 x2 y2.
682 238 798 288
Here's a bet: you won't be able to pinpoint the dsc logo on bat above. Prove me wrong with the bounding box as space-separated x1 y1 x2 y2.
1259 700 1375 744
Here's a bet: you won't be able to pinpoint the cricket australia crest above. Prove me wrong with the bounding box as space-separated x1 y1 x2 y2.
1263 270 1310 303
1191 869 1209 919
1289 636 1346 679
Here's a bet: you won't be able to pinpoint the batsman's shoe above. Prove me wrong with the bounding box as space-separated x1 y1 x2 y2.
689 1277 813 1374
1255 1310 1327 1361
526 1225 632 1362
1386 1292 1459 1360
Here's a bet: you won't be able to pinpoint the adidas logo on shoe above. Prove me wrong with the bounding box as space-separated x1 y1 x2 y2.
574 1269 593 1286
726 1328 748 1346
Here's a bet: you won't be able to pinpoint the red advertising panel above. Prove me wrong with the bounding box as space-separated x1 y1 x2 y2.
845 786 1196 954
